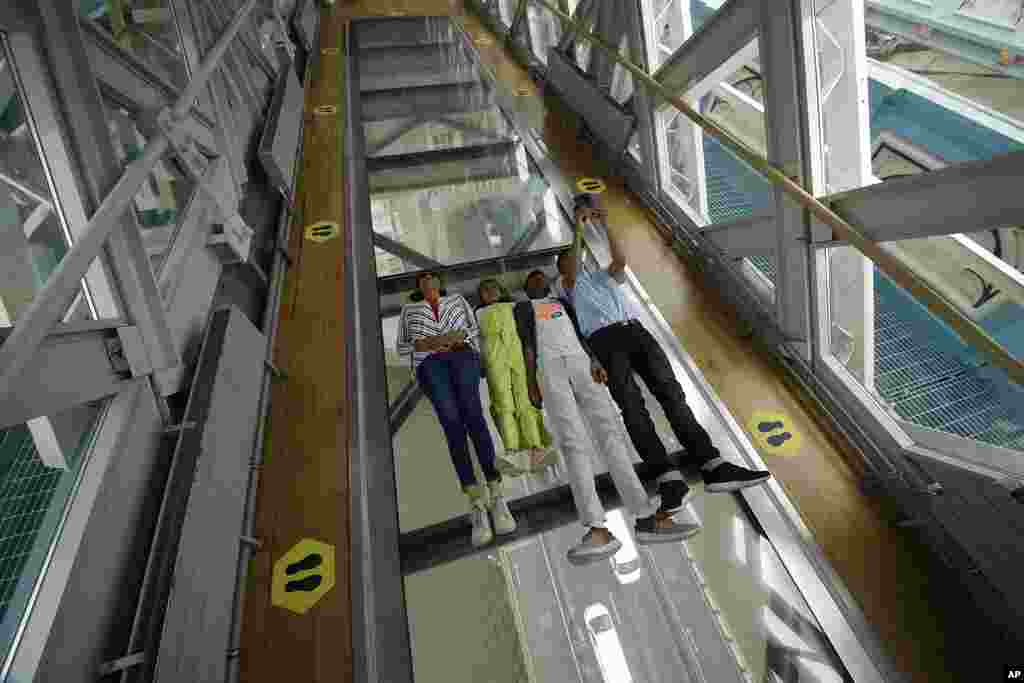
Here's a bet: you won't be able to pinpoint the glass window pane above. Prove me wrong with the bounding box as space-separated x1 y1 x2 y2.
0 402 106 655
81 0 189 88
840 24 1024 197
102 96 198 277
875 268 1023 448
1 37 94 328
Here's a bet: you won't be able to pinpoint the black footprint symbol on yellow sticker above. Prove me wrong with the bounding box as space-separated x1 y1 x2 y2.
285 553 323 593
766 433 792 447
758 421 784 433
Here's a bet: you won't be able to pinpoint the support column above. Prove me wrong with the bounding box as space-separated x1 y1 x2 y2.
648 0 709 219
626 0 659 186
760 0 823 358
813 0 875 388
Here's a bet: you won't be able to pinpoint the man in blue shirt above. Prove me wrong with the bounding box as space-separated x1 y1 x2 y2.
557 193 771 514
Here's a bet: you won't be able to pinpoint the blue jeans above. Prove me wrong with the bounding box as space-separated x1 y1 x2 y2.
417 349 500 490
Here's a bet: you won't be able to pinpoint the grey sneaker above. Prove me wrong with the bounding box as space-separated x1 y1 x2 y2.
489 494 517 535
470 501 494 547
634 514 701 544
567 529 622 566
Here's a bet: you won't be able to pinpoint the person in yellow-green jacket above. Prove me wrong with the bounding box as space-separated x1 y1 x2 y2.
476 278 558 475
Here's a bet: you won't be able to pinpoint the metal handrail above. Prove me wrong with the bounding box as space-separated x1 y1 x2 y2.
0 0 261 396
522 0 1024 386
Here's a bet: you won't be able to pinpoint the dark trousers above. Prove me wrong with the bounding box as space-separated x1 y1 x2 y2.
417 349 500 489
588 321 718 478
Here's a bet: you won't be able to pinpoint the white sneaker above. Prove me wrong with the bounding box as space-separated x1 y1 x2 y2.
471 501 494 547
489 494 517 535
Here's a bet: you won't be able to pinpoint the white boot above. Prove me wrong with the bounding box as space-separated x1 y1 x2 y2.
466 484 494 547
487 480 517 535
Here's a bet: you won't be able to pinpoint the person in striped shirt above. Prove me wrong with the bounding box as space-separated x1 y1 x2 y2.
396 271 517 547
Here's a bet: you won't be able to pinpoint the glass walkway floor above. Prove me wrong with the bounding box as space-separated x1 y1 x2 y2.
355 15 894 683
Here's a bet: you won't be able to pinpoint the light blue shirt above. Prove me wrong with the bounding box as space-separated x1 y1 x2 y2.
558 270 631 338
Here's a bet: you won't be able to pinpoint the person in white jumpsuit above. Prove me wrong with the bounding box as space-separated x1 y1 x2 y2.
515 270 700 565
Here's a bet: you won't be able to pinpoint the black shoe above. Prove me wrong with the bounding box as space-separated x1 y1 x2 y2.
657 478 691 514
703 461 771 493
635 514 701 544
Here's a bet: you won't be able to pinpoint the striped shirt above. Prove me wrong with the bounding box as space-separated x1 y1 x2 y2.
396 294 481 370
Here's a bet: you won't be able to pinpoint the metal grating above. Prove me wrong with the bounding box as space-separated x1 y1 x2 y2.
0 427 63 622
873 268 1024 450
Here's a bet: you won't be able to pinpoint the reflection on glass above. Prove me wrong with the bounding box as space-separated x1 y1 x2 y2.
369 146 572 273
103 97 196 276
604 510 642 584
0 40 91 327
585 603 635 683
81 0 188 87
0 403 104 646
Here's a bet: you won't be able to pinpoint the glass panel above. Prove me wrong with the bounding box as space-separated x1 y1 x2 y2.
0 37 93 328
828 252 1024 451
858 25 1024 190
0 402 105 656
81 0 188 88
688 0 723 34
368 143 573 272
102 96 197 277
526 2 562 66
403 472 851 683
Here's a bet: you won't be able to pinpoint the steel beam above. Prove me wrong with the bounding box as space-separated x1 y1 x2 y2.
686 153 1024 249
652 0 761 98
760 0 816 352
366 139 518 172
359 83 496 122
36 2 179 376
627 0 660 186
0 0 258 398
372 233 445 270
826 152 1024 243
345 23 415 683
368 147 519 193
400 461 673 575
0 326 132 429
376 246 565 296
366 117 427 155
700 212 776 255
814 0 876 388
